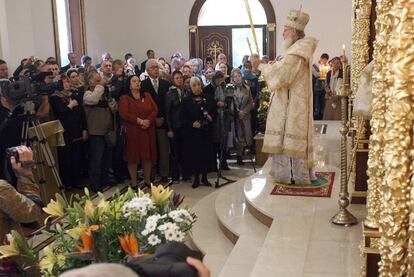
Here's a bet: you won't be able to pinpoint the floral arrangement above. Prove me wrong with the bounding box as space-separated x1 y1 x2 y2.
0 185 196 276
257 86 271 132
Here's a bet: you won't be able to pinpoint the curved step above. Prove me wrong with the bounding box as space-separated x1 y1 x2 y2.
214 178 269 277
190 190 233 277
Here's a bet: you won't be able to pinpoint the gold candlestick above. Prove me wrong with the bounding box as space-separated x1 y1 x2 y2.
331 54 358 226
244 0 260 56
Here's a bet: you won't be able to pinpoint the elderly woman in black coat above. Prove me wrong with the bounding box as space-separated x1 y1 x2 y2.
180 77 216 188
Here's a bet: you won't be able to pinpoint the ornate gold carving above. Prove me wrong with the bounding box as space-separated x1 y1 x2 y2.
377 0 414 275
206 40 224 61
351 0 372 95
365 0 392 231
350 0 371 208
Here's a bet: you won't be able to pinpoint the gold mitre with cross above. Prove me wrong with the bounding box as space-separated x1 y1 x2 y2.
285 7 310 32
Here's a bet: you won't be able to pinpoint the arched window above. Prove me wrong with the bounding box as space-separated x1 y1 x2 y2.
198 0 267 26
189 0 276 67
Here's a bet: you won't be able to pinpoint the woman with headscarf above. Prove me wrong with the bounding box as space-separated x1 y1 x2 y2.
180 77 216 188
190 58 204 78
231 68 253 165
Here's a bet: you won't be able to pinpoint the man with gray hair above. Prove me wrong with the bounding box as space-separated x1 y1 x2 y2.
253 8 318 185
140 59 171 184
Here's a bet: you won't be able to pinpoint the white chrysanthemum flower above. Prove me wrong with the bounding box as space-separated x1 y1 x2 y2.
164 229 176 241
168 210 180 220
122 196 154 218
141 229 149 236
164 222 179 232
147 214 161 223
148 234 162 246
174 231 185 242
145 221 157 233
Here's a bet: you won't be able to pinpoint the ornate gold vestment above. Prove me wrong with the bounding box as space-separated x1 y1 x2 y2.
259 37 318 168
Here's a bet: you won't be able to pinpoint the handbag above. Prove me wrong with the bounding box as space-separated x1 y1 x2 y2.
104 130 117 147
105 112 118 147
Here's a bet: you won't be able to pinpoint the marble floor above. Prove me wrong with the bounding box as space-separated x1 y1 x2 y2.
185 120 366 277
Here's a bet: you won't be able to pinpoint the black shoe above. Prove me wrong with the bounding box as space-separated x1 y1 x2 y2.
237 156 244 166
221 164 230 171
192 175 200 188
138 182 151 190
201 178 212 187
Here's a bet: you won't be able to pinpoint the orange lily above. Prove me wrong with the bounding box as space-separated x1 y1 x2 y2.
119 233 149 259
75 225 99 253
76 230 93 253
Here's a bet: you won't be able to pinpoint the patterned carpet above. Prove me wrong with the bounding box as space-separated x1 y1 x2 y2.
271 172 335 197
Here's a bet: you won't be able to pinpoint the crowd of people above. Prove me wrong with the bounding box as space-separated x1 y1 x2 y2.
312 53 348 120
0 50 263 192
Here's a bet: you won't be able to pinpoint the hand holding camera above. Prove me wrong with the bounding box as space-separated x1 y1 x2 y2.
8 146 34 177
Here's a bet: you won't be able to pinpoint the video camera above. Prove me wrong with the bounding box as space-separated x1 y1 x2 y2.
0 71 60 115
126 242 203 277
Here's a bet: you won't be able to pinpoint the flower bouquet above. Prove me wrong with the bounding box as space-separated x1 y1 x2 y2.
0 185 196 276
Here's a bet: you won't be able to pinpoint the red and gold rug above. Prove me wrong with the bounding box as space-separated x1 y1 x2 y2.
270 172 335 198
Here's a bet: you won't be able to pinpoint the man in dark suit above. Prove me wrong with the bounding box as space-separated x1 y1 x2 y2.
140 59 171 184
60 52 80 74
140 49 155 72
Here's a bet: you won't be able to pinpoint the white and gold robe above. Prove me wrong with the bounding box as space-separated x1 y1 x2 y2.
259 37 318 184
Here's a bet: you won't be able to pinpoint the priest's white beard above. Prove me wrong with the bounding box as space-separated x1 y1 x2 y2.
283 38 294 52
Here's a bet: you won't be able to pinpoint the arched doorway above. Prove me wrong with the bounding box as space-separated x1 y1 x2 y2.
189 0 276 66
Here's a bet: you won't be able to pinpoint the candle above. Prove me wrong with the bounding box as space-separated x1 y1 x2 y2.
244 0 260 56
246 37 254 56
342 44 346 57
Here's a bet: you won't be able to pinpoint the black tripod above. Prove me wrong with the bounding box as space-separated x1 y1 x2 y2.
215 95 236 188
19 102 67 201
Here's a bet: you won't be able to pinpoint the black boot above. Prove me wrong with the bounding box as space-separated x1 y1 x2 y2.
237 155 244 166
192 174 200 188
201 173 212 187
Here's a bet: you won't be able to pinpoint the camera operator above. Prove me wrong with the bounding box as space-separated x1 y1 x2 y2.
50 74 88 190
84 70 118 192
0 146 42 244
180 77 216 188
0 62 22 183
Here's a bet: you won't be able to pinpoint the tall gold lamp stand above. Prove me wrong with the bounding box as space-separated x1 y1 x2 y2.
331 53 358 226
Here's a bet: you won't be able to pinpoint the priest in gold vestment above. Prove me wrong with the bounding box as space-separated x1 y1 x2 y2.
253 9 318 184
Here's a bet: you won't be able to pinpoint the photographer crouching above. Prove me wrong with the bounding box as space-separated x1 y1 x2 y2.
0 146 42 244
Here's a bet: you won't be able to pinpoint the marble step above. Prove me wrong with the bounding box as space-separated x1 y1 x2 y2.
244 161 366 276
190 189 234 277
214 179 269 277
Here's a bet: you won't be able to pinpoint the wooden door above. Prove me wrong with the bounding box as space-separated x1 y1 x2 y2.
198 26 233 64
